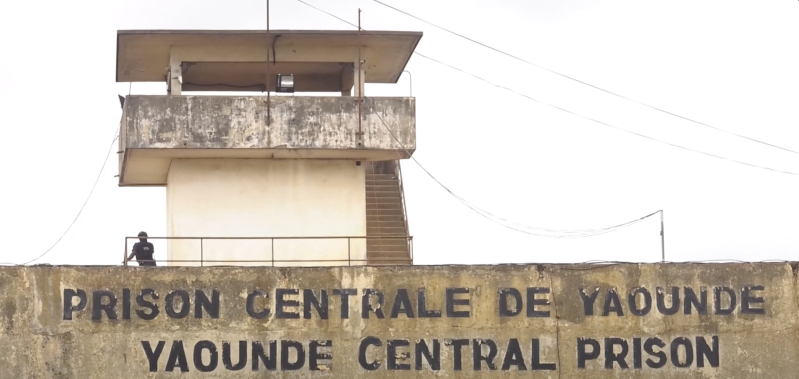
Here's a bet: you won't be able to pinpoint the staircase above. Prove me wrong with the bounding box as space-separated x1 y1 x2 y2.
365 161 411 265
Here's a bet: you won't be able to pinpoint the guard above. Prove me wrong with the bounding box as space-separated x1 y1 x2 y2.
127 231 156 266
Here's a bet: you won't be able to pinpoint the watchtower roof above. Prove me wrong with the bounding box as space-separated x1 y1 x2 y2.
116 29 423 86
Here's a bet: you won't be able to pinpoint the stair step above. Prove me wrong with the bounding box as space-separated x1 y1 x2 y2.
366 220 406 228
366 198 402 205
367 259 409 264
368 251 410 258
366 174 397 179
367 244 409 250
367 248 409 255
365 196 402 204
366 236 407 241
365 189 401 196
367 214 405 222
366 237 408 245
367 221 405 227
367 258 410 264
365 192 401 199
367 230 407 236
366 203 403 210
365 181 399 188
366 209 403 216
366 184 400 191
368 263 411 266
367 261 412 265
367 227 407 234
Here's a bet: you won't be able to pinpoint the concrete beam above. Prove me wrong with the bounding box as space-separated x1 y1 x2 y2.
171 45 373 64
118 96 416 185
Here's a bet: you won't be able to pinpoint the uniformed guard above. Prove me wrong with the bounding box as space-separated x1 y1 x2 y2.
127 231 156 266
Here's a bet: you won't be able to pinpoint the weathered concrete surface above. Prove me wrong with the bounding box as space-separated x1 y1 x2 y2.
165 159 368 266
0 263 795 378
122 95 415 151
118 95 415 185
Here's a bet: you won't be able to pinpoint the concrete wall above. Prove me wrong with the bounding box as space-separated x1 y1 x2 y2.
1 263 796 378
122 95 415 151
166 159 367 266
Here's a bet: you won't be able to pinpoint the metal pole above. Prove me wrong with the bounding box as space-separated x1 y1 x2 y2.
123 238 128 266
410 237 414 265
200 238 204 267
403 70 412 97
348 238 351 266
271 238 275 267
660 210 665 263
357 9 363 146
266 0 271 126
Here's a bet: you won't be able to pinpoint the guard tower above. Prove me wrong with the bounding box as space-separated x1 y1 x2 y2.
116 30 421 266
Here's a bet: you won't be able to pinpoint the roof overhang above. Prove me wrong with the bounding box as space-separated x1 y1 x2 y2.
116 30 423 87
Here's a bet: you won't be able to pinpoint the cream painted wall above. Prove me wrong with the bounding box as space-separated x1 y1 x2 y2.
166 159 366 266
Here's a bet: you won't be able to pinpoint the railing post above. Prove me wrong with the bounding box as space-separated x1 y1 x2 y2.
123 237 128 267
271 238 275 267
409 236 414 265
348 237 351 266
200 238 204 267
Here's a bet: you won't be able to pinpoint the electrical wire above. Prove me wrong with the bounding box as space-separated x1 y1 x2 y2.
296 0 799 177
18 133 119 265
373 110 660 238
372 0 799 158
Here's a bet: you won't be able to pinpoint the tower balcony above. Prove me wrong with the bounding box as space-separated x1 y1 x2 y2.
117 95 416 186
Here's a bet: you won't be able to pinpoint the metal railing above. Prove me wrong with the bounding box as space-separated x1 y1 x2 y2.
123 236 413 266
394 160 411 242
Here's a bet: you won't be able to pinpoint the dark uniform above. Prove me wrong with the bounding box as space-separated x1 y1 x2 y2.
129 231 156 266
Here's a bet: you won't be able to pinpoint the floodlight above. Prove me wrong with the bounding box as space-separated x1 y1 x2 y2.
276 74 294 93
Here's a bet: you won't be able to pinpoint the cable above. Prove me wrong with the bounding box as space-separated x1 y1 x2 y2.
296 0 799 177
373 109 660 238
19 133 119 265
372 0 799 158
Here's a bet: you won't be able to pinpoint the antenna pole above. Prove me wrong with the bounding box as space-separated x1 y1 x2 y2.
357 8 363 146
266 0 271 126
660 210 665 262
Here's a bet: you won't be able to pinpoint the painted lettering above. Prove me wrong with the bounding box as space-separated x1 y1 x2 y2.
445 288 470 318
303 289 328 319
332 288 356 319
275 289 300 319
417 289 442 318
164 290 190 319
194 289 220 319
576 336 720 369
62 288 87 320
389 289 414 318
498 288 523 317
246 289 270 319
361 289 385 319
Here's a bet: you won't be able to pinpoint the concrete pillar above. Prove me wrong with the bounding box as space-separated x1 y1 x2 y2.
353 60 365 97
168 55 182 96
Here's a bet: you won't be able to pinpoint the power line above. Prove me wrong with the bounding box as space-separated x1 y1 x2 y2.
372 0 799 158
296 0 799 177
373 110 661 238
19 133 119 265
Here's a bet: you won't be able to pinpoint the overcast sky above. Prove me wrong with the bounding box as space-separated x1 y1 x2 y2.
0 0 797 266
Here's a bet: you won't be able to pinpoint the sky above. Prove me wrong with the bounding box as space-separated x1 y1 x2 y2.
0 0 797 266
